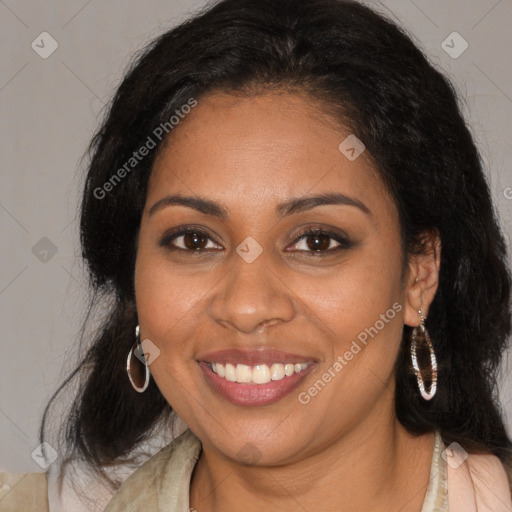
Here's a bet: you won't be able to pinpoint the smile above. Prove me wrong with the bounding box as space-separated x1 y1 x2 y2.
210 362 310 384
197 348 316 406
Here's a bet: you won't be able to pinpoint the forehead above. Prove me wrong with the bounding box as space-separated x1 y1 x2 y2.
147 91 394 220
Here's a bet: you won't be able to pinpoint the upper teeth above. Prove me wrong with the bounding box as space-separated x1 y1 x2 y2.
210 362 309 384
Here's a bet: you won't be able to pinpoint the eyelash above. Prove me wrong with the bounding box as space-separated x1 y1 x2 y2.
159 226 352 256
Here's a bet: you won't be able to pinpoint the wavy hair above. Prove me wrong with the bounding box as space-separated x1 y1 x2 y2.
41 0 512 494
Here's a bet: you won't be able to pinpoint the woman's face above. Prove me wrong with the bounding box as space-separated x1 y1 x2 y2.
134 90 428 466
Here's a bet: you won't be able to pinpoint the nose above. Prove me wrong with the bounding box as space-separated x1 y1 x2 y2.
209 251 295 334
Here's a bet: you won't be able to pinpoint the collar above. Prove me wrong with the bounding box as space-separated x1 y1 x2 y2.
421 430 448 511
103 429 201 512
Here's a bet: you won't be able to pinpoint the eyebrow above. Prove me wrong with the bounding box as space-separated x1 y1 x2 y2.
148 192 371 219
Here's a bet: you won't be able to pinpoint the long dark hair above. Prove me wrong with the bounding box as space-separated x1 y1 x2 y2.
41 0 512 495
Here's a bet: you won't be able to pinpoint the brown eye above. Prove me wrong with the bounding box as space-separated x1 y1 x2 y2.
304 233 332 251
160 227 222 252
182 231 208 250
288 227 352 254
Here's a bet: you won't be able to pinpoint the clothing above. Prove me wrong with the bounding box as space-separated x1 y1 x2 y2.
1 429 511 511
0 472 49 511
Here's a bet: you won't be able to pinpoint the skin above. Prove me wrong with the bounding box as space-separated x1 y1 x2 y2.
134 90 441 512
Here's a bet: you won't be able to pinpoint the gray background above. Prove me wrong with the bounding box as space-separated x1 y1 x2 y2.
1 0 511 473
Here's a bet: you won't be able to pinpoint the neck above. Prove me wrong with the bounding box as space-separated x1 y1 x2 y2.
189 403 434 512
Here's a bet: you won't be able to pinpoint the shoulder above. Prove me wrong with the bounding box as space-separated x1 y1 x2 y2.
103 428 202 512
0 471 49 512
447 449 512 512
467 452 512 508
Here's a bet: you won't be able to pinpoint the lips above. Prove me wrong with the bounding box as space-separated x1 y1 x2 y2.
197 348 316 406
197 347 314 366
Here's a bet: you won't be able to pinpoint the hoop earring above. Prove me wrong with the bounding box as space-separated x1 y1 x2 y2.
126 325 150 393
410 310 437 401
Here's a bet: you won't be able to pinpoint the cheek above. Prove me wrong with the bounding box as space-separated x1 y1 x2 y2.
291 248 404 345
293 266 405 419
133 242 205 352
133 245 208 411
288 243 406 408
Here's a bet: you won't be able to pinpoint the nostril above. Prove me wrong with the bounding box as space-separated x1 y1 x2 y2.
257 318 280 330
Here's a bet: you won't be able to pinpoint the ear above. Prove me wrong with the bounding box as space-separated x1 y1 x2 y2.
403 229 441 327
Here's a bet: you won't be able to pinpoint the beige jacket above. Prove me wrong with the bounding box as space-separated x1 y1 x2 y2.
1 430 511 511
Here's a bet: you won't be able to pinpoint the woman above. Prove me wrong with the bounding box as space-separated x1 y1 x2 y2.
1 0 511 510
